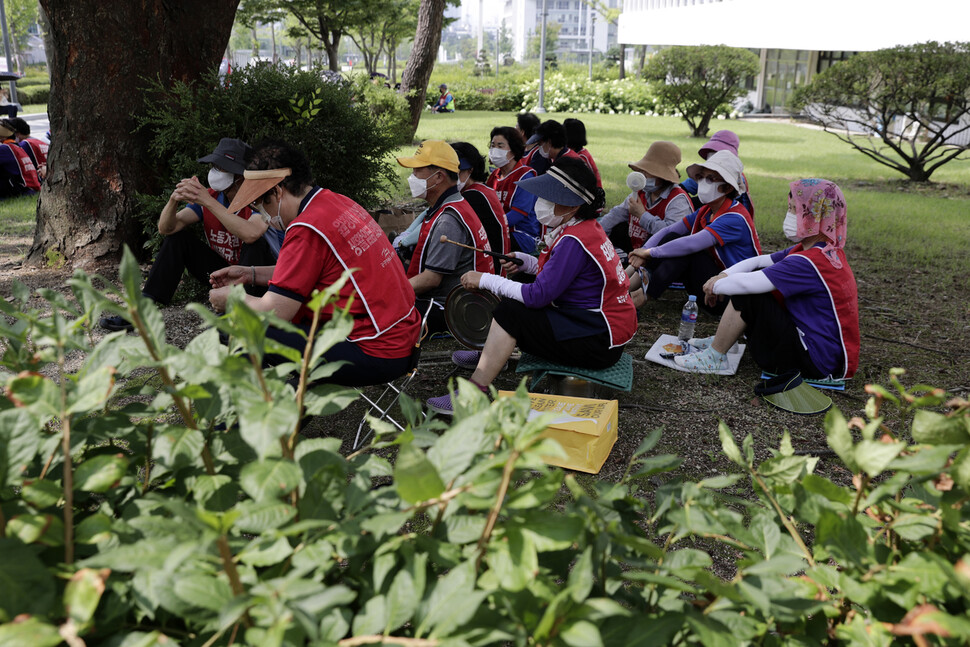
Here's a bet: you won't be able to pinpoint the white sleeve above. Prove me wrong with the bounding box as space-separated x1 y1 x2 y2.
712 270 776 295
723 253 775 275
479 273 525 302
514 252 539 275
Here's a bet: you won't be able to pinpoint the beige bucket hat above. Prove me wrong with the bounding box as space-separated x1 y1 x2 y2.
628 141 681 185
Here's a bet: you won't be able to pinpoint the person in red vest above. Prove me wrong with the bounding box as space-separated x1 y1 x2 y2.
0 120 39 198
208 140 421 387
4 118 47 182
676 179 858 377
450 141 511 275
563 118 602 189
523 119 583 176
397 140 494 334
427 157 638 415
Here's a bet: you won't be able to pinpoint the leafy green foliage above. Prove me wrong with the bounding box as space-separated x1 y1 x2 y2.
135 62 401 254
792 41 970 182
643 45 760 137
1 250 970 644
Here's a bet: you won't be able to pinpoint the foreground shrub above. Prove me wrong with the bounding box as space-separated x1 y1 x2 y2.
0 252 968 645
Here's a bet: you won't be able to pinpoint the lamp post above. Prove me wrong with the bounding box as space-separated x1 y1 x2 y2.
0 0 17 104
536 0 548 113
587 2 594 81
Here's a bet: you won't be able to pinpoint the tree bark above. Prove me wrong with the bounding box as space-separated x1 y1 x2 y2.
400 0 445 140
32 0 240 268
618 43 625 80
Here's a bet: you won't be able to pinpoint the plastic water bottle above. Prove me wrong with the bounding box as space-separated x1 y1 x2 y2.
678 295 698 342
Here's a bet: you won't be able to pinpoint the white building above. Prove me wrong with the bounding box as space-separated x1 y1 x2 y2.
618 0 970 114
502 0 619 62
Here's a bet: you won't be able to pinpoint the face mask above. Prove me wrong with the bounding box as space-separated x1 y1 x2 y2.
783 211 802 241
408 170 440 199
489 147 510 167
696 178 726 204
208 168 234 192
537 145 551 159
457 177 467 192
642 177 660 194
534 198 560 227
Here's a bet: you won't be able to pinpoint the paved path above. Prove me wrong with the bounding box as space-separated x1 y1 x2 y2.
22 112 50 142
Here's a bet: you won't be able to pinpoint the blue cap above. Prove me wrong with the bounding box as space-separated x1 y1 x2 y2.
516 164 596 207
688 295 697 301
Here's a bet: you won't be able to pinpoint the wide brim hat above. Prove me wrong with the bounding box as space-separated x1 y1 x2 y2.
698 130 740 159
226 168 292 215
396 139 459 173
687 149 745 195
198 137 252 176
754 371 832 415
0 122 13 139
628 141 681 185
515 163 595 207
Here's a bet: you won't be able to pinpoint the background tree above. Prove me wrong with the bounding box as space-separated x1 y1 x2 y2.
792 41 970 182
587 0 623 79
399 0 447 139
237 0 287 63
526 22 560 60
349 0 419 76
643 45 758 138
31 0 239 267
4 0 40 72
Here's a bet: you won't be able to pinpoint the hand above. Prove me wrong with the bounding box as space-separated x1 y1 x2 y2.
627 194 646 219
703 272 727 308
500 257 521 275
210 265 249 289
627 247 651 269
209 286 230 313
171 176 209 205
460 271 484 291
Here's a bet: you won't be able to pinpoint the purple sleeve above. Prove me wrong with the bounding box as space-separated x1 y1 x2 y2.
643 218 689 248
771 245 798 263
763 254 820 298
650 230 717 259
520 238 588 308
0 147 20 177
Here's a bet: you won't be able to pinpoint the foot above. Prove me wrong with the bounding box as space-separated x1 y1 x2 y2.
427 392 456 416
451 350 482 370
687 336 714 350
99 314 133 332
674 346 727 374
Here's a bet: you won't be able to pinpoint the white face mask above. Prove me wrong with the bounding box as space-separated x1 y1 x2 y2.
696 178 726 204
783 211 802 241
408 171 439 199
537 145 551 159
255 189 284 228
208 168 235 192
489 147 510 167
642 177 660 194
534 198 560 227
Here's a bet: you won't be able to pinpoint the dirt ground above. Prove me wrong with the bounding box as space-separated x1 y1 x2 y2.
2 229 968 492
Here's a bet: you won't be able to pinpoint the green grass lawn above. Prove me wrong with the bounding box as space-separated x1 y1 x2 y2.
0 194 38 237
402 111 970 279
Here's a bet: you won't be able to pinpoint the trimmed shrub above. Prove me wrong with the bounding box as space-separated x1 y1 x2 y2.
16 84 50 104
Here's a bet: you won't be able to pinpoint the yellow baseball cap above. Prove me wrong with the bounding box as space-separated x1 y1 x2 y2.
396 139 459 173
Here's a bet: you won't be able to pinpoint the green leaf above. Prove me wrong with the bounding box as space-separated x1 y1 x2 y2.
718 422 745 466
0 409 43 486
825 408 859 472
568 546 594 602
8 513 64 546
892 514 938 541
0 617 62 647
75 513 114 544
74 454 129 492
0 539 58 618
633 427 662 458
815 509 870 567
632 453 682 478
385 569 418 633
698 474 742 489
951 446 970 494
238 536 294 567
21 479 63 509
415 561 481 638
394 443 445 504
64 568 108 628
758 455 809 485
234 500 298 533
351 595 387 637
238 399 298 460
912 409 970 444
67 365 115 414
854 440 904 477
239 459 302 501
561 620 603 647
173 574 234 611
152 426 205 471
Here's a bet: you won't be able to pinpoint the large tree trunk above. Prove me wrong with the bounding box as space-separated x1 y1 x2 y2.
32 0 239 268
400 0 446 140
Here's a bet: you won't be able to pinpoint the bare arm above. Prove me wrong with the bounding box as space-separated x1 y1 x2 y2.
157 189 201 235
173 177 269 243
209 286 302 322
409 269 443 296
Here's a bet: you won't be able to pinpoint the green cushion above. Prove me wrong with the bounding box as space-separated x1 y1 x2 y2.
516 352 634 392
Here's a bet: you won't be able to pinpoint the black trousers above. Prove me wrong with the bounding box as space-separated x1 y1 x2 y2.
142 229 275 304
731 293 824 378
645 250 726 315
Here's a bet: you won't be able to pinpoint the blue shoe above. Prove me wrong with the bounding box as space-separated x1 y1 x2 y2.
687 336 714 350
99 314 133 332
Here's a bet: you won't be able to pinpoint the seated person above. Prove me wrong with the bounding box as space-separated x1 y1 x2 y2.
208 140 421 387
427 157 638 415
515 112 541 153
680 130 754 216
0 120 39 198
486 126 540 254
563 118 602 189
99 138 280 331
397 140 494 333
628 150 761 313
4 117 47 182
599 141 692 259
523 119 582 176
451 141 511 274
675 179 858 377
0 88 17 119
431 84 455 113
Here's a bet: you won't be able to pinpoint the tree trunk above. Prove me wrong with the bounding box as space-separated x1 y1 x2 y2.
400 0 446 140
251 26 259 58
635 45 646 78
270 22 277 63
618 43 625 80
32 0 240 268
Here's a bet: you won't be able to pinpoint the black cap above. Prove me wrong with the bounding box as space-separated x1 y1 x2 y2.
197 138 252 176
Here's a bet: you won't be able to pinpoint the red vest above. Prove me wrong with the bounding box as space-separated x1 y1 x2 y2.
288 188 417 342
408 193 494 279
3 142 40 191
787 247 860 379
21 138 48 167
576 148 602 188
486 161 532 215
688 199 762 269
538 219 637 348
199 188 252 265
463 182 511 274
630 185 690 249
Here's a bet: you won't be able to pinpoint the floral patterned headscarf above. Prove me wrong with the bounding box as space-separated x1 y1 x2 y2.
789 179 847 269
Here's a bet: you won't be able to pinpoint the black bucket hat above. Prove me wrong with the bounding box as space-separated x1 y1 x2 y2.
754 370 832 415
198 138 252 176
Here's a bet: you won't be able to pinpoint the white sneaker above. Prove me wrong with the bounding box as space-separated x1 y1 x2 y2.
674 347 727 374
687 336 714 350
